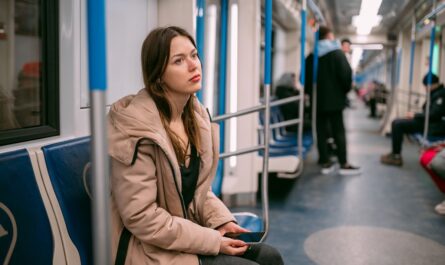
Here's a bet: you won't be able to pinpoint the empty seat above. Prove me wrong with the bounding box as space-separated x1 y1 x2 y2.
0 149 64 265
39 137 92 265
233 212 263 232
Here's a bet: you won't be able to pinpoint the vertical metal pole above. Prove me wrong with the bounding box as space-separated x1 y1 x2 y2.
87 1 110 265
196 0 205 101
407 17 416 112
312 23 319 145
423 21 435 146
212 0 228 196
261 0 272 241
298 0 308 174
299 1 306 87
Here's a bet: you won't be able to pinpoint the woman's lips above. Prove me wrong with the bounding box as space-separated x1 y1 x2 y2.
190 74 201 82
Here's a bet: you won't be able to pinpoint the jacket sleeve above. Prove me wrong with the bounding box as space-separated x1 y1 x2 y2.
336 51 352 94
198 189 236 229
414 93 445 122
111 144 222 255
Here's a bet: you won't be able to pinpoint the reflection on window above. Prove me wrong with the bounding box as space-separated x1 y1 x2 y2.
0 0 59 145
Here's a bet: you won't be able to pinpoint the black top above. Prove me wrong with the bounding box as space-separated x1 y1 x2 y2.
304 50 352 112
415 84 445 135
180 144 200 209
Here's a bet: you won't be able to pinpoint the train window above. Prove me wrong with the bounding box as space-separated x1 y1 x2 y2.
0 0 59 145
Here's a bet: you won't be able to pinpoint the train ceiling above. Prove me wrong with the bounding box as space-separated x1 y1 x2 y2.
318 0 412 35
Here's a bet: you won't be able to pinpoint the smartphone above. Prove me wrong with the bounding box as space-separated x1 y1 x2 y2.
224 231 265 244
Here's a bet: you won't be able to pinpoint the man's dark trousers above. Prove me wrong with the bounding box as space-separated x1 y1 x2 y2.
316 110 347 165
391 118 424 154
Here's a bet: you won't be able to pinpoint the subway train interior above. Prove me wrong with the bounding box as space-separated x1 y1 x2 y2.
1 0 445 264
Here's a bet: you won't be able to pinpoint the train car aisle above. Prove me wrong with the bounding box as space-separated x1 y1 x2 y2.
232 98 445 265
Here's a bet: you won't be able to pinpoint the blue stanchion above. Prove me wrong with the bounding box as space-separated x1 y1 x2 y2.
196 0 205 101
212 0 229 196
264 0 272 85
299 10 306 85
87 0 107 91
409 41 416 86
312 29 319 83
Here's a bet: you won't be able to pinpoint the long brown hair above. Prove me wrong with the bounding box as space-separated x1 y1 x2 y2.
141 26 201 165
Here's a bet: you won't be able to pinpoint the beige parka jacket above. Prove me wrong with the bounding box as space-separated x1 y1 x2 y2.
108 89 236 265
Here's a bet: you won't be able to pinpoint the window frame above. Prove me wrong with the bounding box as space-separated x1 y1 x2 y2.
0 0 59 146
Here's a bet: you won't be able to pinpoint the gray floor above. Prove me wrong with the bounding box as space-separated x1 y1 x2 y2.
232 100 445 265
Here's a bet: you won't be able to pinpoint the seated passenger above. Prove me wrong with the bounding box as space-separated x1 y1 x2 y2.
274 72 312 132
107 26 283 265
274 72 300 132
381 73 445 166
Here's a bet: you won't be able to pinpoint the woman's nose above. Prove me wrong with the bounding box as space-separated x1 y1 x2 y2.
187 57 199 71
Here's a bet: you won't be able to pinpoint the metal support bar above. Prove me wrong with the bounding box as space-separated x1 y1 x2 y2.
408 17 416 112
270 119 301 130
219 145 265 160
423 20 436 147
258 119 302 131
311 25 319 145
270 95 302 107
195 0 205 101
260 0 272 242
416 2 445 29
87 1 110 264
213 105 265 122
213 95 302 123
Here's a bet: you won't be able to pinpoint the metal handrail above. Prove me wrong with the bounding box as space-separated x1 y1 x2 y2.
220 145 265 160
416 1 445 30
257 118 301 131
213 95 302 123
270 95 302 107
213 104 265 122
212 89 304 241
397 88 426 97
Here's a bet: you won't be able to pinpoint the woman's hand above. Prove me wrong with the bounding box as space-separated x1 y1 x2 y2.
216 222 249 236
219 237 248 256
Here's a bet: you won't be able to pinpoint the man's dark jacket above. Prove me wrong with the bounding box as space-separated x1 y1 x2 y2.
415 84 445 135
305 49 352 112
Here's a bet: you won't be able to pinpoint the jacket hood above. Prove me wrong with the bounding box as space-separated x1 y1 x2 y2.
107 88 212 167
318 39 341 57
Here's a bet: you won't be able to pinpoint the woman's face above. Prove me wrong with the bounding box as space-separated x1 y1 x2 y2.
161 36 202 96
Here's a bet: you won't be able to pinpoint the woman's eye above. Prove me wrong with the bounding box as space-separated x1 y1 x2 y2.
174 58 183 64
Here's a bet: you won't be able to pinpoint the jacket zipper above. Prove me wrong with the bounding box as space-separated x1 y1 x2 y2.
133 138 188 219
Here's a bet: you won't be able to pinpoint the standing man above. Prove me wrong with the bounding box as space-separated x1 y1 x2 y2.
341 38 352 65
305 26 360 175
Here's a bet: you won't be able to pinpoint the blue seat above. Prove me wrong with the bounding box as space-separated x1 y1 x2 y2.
41 137 92 265
233 213 263 232
413 133 445 146
258 106 313 159
0 149 60 265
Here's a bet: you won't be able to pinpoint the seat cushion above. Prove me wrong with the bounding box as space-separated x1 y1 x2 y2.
42 137 93 265
0 149 54 265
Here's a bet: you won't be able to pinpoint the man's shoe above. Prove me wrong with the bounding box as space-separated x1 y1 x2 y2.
435 200 445 215
339 164 361 175
321 162 336 175
380 153 403 166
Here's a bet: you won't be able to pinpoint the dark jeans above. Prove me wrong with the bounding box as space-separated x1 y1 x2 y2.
199 243 284 265
369 98 377 117
391 118 424 154
316 110 347 164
